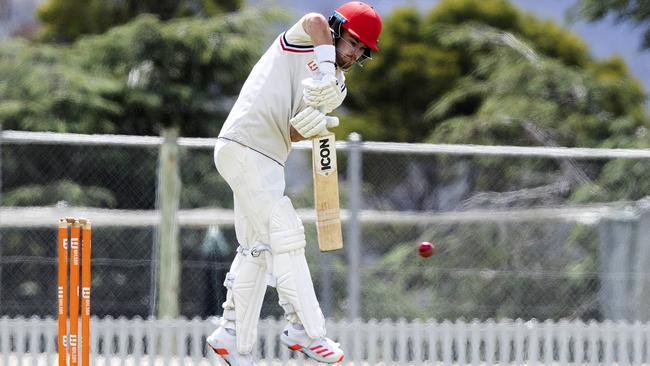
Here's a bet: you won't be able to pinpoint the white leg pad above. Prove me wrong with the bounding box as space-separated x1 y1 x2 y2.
220 252 244 328
270 197 326 338
222 251 268 354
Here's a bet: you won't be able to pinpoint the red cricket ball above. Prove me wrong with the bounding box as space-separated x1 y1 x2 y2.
418 241 435 258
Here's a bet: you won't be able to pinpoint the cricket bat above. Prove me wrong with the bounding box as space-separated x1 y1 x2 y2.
312 132 343 251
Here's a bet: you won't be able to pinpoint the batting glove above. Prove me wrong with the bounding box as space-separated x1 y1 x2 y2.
290 107 339 138
302 75 345 113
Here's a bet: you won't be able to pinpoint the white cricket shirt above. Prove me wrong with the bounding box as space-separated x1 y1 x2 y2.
218 15 347 165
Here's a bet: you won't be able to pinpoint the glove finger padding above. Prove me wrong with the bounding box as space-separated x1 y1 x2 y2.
290 107 327 138
302 77 344 114
303 75 341 96
302 75 338 95
311 117 339 138
303 93 331 108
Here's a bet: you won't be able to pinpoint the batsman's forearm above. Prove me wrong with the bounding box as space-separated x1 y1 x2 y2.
302 13 334 46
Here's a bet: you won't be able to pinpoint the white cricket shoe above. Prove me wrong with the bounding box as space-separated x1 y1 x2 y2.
206 327 257 366
280 323 345 364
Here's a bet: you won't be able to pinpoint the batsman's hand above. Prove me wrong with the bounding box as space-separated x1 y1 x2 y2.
290 107 339 138
302 75 345 113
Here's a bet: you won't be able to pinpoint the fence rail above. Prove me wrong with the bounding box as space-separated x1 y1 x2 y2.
4 129 650 158
1 317 650 365
3 130 650 327
0 202 637 228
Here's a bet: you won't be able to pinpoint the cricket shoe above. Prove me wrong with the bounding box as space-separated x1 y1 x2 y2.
206 327 257 366
280 323 344 364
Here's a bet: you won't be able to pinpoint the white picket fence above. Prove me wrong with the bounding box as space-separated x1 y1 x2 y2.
1 316 650 365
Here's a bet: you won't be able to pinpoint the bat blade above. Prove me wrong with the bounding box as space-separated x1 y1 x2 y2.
312 133 343 251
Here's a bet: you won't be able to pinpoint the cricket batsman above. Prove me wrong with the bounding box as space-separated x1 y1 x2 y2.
207 2 382 365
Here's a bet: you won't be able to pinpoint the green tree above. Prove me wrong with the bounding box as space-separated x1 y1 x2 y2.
340 0 648 216
37 0 242 42
424 23 649 207
569 0 650 50
341 0 598 143
339 6 462 142
426 23 647 149
0 40 122 133
1 9 286 136
1 9 286 210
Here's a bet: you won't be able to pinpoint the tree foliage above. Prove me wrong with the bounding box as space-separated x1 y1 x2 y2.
1 8 288 136
1 8 286 212
341 0 646 145
569 0 650 50
424 23 649 209
37 0 242 43
0 41 122 133
425 23 648 149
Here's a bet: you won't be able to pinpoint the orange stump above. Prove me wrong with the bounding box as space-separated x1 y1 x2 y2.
80 219 92 366
58 218 91 366
69 221 80 366
57 219 69 366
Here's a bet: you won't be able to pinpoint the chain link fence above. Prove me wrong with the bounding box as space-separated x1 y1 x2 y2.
1 129 650 323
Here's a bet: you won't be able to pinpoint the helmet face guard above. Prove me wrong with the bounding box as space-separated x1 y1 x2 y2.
329 11 346 39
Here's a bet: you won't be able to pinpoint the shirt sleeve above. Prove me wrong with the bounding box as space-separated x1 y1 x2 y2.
284 15 313 46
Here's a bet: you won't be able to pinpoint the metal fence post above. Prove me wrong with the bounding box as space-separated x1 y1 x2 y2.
597 207 639 321
0 123 3 312
634 198 650 321
320 247 333 316
157 127 181 318
347 133 362 320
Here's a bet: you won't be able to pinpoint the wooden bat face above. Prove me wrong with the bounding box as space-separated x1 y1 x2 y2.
312 133 343 251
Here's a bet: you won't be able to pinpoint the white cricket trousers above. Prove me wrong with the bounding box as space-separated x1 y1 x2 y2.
213 139 285 248
213 139 327 353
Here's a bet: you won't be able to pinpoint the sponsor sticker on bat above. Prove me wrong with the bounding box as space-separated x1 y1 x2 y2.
314 135 336 176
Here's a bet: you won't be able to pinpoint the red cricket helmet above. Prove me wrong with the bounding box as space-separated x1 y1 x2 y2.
329 2 382 52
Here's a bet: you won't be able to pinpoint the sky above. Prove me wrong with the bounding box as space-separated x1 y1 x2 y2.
256 0 650 109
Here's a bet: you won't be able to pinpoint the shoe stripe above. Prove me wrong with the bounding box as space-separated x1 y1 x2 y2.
323 351 335 357
213 347 229 356
337 354 345 362
316 348 329 354
310 345 323 351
